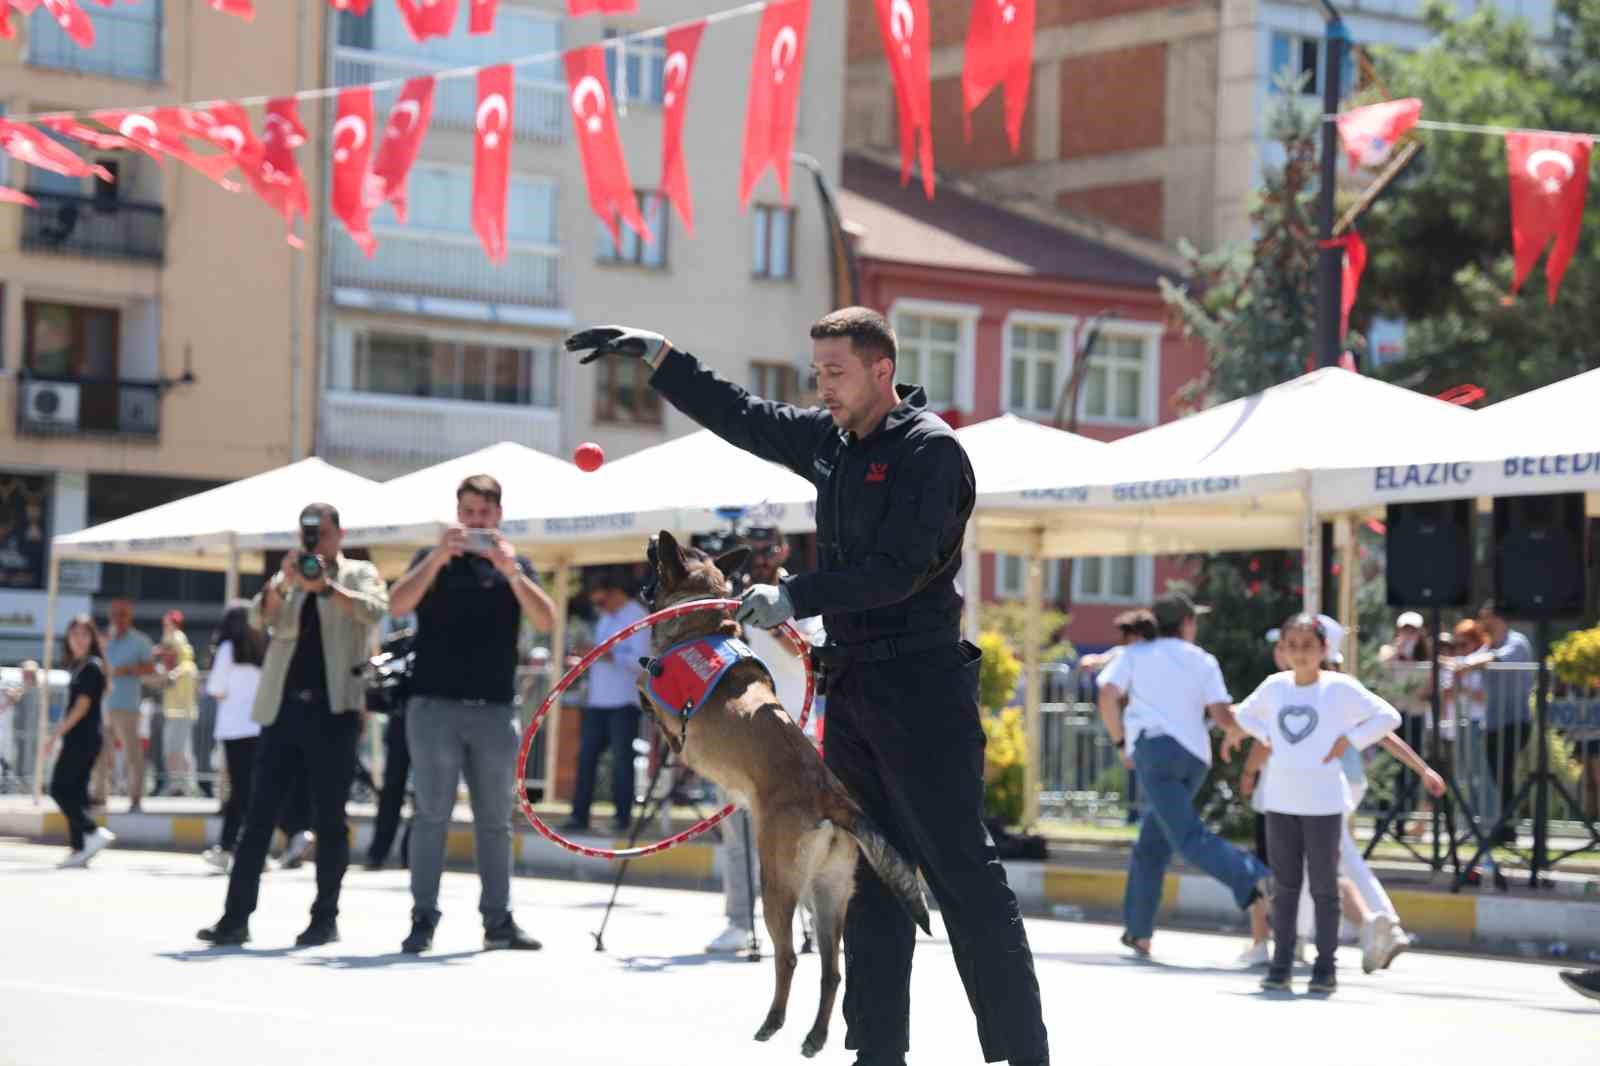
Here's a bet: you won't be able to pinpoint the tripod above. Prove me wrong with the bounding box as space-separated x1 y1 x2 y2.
591 729 762 960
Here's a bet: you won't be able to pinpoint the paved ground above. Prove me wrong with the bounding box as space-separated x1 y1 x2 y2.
1 840 1593 1066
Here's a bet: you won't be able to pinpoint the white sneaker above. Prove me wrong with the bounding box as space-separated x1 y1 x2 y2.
58 849 89 869
1294 940 1308 965
1236 940 1271 968
1361 918 1383 974
705 924 751 953
279 831 314 869
1379 920 1412 970
80 828 115 865
202 847 232 873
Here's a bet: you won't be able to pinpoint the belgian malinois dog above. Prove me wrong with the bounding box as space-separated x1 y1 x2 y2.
641 531 930 1058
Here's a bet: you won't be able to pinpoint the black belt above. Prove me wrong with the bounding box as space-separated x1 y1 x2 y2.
815 627 960 666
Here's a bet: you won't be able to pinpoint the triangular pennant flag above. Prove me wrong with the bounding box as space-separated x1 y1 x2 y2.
333 87 378 257
962 0 1033 153
659 21 705 234
1506 130 1592 304
1335 99 1422 171
739 0 810 207
565 45 648 247
874 0 933 198
370 76 435 223
472 64 515 263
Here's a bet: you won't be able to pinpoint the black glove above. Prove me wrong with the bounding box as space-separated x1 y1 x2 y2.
564 325 672 365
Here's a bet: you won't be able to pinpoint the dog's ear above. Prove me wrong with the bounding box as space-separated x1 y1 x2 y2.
714 547 751 584
656 530 689 586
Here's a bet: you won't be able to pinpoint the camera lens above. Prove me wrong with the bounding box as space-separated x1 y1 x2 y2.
298 554 323 580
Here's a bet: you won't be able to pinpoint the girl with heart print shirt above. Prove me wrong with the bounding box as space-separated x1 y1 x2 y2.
1224 614 1401 994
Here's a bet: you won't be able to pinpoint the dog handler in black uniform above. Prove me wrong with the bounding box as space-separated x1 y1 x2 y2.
567 309 1048 1066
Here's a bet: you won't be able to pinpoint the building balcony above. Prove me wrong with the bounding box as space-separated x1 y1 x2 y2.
334 48 566 145
21 191 165 263
320 390 561 477
14 373 162 439
331 229 564 319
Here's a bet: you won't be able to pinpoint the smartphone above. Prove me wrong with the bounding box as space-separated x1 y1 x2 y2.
462 529 498 555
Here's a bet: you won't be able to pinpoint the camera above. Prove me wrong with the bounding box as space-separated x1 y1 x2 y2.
360 626 416 713
297 513 324 581
462 528 497 554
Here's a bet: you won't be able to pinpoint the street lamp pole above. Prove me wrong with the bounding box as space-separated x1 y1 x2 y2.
793 152 861 309
1316 2 1348 617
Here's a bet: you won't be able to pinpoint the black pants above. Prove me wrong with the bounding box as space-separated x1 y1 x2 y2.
1485 723 1533 820
277 757 312 836
368 712 410 864
1266 811 1343 975
222 693 360 927
824 641 1048 1065
219 737 259 852
51 735 102 851
569 704 640 828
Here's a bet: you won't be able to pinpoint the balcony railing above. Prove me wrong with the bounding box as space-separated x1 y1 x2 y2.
27 6 163 82
332 228 562 309
21 191 166 263
321 390 561 476
14 373 162 439
334 48 566 144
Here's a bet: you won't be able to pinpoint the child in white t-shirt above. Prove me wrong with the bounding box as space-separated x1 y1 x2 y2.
1224 614 1401 994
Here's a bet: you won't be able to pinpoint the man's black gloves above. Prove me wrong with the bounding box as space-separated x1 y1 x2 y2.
564 326 672 365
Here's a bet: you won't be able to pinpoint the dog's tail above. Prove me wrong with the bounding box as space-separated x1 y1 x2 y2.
831 802 931 936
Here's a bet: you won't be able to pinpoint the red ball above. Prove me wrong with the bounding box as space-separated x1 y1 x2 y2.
574 441 605 472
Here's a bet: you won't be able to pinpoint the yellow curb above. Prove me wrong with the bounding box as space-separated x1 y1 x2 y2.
1391 889 1476 938
614 841 714 879
446 829 475 863
171 817 208 849
1042 867 1165 910
41 812 67 840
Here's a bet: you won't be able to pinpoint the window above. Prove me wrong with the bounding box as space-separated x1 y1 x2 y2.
1077 329 1155 426
894 311 963 410
595 190 668 268
1268 32 1355 98
995 554 1062 601
752 204 795 280
604 30 666 105
595 357 661 424
29 0 162 81
361 3 562 79
372 165 557 244
750 361 799 404
25 302 119 379
1006 321 1069 419
1073 556 1151 605
349 332 558 407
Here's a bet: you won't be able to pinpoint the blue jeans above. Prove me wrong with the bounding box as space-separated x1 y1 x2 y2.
1123 734 1267 940
569 704 640 829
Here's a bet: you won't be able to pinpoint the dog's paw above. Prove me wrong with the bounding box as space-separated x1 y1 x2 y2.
754 1013 785 1042
801 1031 827 1057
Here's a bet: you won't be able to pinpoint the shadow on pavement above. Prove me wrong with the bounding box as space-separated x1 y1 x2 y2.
299 951 480 970
618 952 775 973
158 946 307 962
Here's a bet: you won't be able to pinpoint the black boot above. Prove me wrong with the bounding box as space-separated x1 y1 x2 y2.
197 921 250 946
484 914 541 951
295 917 340 947
402 910 438 954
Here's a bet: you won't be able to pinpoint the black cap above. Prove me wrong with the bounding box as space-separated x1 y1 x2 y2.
1153 592 1210 629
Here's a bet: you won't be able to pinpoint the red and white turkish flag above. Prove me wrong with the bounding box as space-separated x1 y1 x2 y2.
260 97 311 245
93 108 241 189
188 102 267 175
473 64 514 263
370 76 435 223
0 186 37 207
739 0 810 207
566 46 648 248
209 0 255 19
0 6 14 39
41 0 95 48
874 0 933 198
1507 130 1592 304
396 0 457 41
1335 98 1421 171
469 0 496 34
962 0 1033 153
1320 230 1368 341
39 116 138 152
659 21 705 234
328 0 373 12
567 0 636 14
334 87 378 258
0 119 112 181
10 0 42 12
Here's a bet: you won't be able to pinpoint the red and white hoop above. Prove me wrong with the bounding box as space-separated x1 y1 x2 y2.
515 597 814 861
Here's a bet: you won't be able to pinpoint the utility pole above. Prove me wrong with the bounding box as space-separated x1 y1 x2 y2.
1316 3 1348 617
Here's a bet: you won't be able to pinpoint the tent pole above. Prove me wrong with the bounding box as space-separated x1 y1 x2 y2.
1301 490 1321 617
224 534 240 603
1339 515 1360 678
1023 531 1044 829
962 517 980 642
542 562 571 805
32 552 61 806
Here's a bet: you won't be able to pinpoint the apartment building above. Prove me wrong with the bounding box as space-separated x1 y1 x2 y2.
0 2 323 659
319 0 843 480
843 0 1557 251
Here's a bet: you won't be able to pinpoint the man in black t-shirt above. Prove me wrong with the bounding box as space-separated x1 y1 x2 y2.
386 474 556 954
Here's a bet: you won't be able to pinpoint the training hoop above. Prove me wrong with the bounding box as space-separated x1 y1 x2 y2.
515 597 814 861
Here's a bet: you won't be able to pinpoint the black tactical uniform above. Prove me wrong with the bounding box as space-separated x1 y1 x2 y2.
652 348 1048 1066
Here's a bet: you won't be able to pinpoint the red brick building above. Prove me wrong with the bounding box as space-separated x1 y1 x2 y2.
839 153 1207 650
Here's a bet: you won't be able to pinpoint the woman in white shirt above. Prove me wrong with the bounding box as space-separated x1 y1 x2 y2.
1225 613 1401 995
201 603 265 873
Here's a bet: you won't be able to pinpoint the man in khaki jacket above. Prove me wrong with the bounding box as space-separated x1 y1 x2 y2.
199 502 388 947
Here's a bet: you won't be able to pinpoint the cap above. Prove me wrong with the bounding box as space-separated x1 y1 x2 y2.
1317 613 1346 666
1152 593 1210 629
1395 611 1424 630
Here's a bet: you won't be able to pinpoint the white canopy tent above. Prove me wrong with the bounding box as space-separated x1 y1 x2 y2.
1314 366 1600 514
37 458 384 801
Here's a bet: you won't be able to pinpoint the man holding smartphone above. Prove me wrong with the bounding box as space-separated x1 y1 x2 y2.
386 475 555 954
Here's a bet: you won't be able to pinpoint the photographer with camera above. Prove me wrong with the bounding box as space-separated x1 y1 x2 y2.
386 476 555 954
198 503 389 947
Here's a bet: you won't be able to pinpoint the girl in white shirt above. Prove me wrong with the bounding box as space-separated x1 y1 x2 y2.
201 603 265 873
1225 614 1401 994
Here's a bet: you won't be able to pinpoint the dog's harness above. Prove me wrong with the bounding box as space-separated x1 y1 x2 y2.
641 634 772 751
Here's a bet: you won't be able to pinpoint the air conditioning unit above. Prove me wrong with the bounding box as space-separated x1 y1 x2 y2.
20 380 80 429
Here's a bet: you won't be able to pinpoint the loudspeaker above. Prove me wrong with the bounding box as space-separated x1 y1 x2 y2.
1493 493 1587 618
1386 499 1473 608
